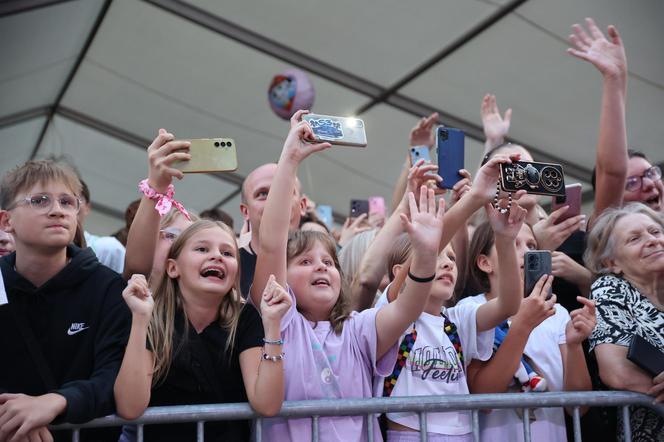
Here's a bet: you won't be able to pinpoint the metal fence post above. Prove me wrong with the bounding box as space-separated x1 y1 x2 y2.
254 417 262 442
71 429 80 442
419 412 428 442
196 421 204 442
471 409 480 442
137 424 144 442
622 406 632 442
522 408 531 442
366 413 374 442
312 415 319 442
572 406 582 442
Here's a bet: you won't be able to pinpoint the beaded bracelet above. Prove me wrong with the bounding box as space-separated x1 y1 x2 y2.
263 338 284 346
493 180 512 214
262 351 285 362
138 179 191 221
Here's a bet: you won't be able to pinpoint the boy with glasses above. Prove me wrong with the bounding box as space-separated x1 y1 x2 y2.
0 160 130 441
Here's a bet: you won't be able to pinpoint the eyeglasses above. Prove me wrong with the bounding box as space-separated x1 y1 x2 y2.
625 166 662 192
7 193 81 213
159 227 182 242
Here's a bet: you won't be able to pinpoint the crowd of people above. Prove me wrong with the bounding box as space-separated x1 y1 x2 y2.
0 17 663 442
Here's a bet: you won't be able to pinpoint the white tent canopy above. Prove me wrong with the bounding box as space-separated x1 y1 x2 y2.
1 0 662 234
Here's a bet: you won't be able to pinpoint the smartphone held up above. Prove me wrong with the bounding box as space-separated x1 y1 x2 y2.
172 138 238 173
302 113 368 147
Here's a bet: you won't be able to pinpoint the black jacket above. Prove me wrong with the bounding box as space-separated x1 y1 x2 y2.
0 245 130 424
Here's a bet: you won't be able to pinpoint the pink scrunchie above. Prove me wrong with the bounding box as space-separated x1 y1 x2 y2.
138 179 191 221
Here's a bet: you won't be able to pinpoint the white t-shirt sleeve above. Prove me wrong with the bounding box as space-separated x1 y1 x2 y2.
554 304 571 345
448 304 494 365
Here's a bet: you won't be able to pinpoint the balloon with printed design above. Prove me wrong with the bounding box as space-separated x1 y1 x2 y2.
268 68 315 120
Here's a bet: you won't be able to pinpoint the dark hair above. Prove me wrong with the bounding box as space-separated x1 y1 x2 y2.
461 221 496 297
481 143 531 166
80 179 91 204
200 207 234 230
591 149 649 192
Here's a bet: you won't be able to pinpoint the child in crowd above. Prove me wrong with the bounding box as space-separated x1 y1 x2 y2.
249 110 446 441
458 220 596 441
114 219 290 441
0 160 130 441
374 198 527 441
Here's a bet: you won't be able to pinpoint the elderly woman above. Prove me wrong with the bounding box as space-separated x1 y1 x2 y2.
584 202 664 441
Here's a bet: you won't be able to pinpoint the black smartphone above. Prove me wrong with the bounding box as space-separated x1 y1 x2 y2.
350 199 369 218
436 127 464 190
524 250 552 299
500 161 565 197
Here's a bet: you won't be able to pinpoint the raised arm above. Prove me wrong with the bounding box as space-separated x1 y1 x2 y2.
467 275 555 393
250 111 331 307
114 275 155 419
391 113 439 207
375 186 444 358
352 160 441 309
480 94 512 162
474 203 527 331
567 18 628 223
123 129 190 280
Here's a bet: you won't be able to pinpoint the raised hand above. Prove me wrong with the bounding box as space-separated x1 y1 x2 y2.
481 94 512 144
147 128 191 193
281 110 332 164
400 186 445 257
567 18 627 81
532 206 586 252
338 214 371 247
402 159 444 209
471 154 520 204
450 169 472 207
409 112 439 148
122 274 154 319
512 275 556 332
260 274 292 325
486 201 528 239
565 297 597 346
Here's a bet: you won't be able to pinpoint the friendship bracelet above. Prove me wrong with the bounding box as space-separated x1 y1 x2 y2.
263 338 284 346
493 180 512 214
407 271 436 283
138 179 192 221
262 351 285 362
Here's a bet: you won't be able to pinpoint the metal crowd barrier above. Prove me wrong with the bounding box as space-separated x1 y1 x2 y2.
55 391 664 442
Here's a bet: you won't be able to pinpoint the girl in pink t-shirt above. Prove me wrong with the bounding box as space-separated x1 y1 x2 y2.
249 111 447 442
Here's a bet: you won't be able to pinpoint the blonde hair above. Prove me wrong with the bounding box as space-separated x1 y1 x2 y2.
338 228 377 289
287 230 351 334
1 159 82 209
584 203 664 276
148 220 242 385
160 207 200 228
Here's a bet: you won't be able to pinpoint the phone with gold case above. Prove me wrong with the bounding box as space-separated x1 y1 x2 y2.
173 138 238 173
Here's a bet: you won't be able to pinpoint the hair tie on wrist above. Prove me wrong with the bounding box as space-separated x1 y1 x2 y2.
407 271 436 283
263 338 284 346
138 179 191 221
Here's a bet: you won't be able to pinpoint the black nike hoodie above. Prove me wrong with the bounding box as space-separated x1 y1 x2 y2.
0 245 130 424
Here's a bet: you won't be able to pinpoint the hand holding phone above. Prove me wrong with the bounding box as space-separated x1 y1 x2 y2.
524 250 553 299
500 161 565 197
302 114 367 147
350 199 369 218
410 146 432 166
551 183 582 225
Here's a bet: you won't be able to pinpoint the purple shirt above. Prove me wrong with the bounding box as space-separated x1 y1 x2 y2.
259 288 397 441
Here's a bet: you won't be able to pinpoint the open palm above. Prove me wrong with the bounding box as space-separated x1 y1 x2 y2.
568 18 626 79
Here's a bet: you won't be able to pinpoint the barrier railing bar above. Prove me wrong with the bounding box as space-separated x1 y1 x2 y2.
54 392 663 430
137 424 144 442
572 406 581 442
254 417 262 442
471 409 480 442
366 413 374 442
312 415 319 442
71 429 79 442
523 408 531 442
196 421 204 442
622 406 632 442
419 411 428 442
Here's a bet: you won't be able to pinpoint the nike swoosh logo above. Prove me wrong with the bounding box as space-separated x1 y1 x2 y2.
67 326 89 336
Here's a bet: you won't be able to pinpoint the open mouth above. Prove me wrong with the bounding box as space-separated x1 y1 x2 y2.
311 278 330 287
645 195 661 208
200 266 226 281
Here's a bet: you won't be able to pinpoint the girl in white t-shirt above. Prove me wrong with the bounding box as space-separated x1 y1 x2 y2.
374 202 528 442
457 220 596 442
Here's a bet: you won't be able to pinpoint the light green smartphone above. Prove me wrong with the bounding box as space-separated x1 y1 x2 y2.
173 138 238 173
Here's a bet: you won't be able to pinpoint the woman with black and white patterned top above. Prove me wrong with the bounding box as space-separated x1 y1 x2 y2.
584 202 664 441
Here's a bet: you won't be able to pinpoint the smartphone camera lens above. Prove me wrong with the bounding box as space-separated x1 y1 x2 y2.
220 141 226 147
214 142 220 147
227 141 232 147
440 130 448 141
